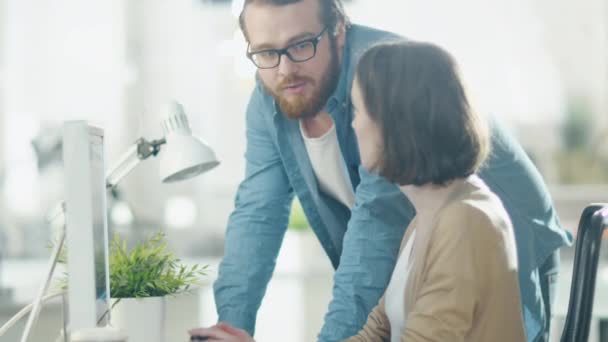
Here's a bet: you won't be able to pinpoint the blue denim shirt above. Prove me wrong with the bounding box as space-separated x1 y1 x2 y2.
214 25 572 342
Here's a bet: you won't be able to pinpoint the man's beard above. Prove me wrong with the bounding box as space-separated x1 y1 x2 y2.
264 39 340 120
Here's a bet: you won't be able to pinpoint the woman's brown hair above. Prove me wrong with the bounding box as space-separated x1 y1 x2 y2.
355 40 490 186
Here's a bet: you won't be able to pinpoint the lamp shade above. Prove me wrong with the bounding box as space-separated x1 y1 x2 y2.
159 102 219 183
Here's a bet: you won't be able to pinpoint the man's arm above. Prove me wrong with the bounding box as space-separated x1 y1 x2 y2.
213 88 294 336
318 167 414 341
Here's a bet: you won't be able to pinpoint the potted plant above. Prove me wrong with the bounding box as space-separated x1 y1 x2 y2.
56 232 207 342
555 97 608 183
275 198 329 274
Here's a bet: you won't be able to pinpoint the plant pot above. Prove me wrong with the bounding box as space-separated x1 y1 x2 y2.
110 296 166 342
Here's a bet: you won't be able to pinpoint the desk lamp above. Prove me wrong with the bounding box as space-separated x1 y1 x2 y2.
15 101 219 342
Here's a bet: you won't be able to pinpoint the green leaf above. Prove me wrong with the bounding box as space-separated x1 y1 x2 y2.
52 231 209 298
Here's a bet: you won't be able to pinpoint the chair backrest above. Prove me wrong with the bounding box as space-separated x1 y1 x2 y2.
561 203 608 342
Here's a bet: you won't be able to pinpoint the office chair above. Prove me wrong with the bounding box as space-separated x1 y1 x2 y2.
561 203 608 342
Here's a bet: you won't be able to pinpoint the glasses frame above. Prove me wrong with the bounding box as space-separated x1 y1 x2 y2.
246 26 328 69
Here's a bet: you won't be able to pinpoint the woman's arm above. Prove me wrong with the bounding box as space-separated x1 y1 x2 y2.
345 297 391 342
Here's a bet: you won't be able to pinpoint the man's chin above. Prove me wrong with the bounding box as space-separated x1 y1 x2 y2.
278 99 312 119
281 107 308 120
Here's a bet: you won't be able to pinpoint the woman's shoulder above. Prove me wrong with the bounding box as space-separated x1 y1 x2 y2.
437 177 514 241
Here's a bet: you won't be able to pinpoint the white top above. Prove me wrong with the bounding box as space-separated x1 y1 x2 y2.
385 229 417 342
300 121 355 208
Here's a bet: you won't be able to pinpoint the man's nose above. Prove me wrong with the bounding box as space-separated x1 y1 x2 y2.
277 54 299 76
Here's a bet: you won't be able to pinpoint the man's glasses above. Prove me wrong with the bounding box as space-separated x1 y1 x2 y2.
246 27 328 69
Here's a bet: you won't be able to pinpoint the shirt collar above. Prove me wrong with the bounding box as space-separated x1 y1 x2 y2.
325 28 352 114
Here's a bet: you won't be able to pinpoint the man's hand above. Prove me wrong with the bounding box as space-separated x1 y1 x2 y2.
189 323 255 342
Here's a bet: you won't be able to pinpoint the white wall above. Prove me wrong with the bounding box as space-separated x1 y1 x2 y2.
0 0 605 256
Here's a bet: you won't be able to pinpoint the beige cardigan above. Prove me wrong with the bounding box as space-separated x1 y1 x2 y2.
346 178 526 342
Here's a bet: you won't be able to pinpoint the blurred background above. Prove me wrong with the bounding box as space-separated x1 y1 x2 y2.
0 0 606 341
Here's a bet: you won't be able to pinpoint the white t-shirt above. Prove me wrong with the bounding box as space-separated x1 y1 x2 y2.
385 229 417 342
300 121 355 208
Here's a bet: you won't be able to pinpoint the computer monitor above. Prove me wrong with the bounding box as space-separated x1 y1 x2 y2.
62 121 111 336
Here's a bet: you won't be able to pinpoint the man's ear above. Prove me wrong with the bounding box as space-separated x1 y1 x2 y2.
334 21 347 49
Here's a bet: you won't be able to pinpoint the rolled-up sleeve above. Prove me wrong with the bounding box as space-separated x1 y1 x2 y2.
213 87 294 335
319 167 414 341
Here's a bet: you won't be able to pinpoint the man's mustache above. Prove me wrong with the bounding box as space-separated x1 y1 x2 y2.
276 74 315 91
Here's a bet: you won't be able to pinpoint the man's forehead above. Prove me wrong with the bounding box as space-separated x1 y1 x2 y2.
244 0 323 48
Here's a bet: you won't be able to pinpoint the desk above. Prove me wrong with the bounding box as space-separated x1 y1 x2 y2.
4 243 608 342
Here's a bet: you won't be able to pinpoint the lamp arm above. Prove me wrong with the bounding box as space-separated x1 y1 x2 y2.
105 137 166 189
19 222 66 342
0 291 65 337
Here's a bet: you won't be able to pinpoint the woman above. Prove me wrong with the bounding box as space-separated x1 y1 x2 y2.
346 41 526 341
188 40 526 342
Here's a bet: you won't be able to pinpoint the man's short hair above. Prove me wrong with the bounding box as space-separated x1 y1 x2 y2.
238 0 350 42
355 41 491 186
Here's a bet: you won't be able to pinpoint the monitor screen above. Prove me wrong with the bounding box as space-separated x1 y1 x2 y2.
62 122 110 336
89 131 111 324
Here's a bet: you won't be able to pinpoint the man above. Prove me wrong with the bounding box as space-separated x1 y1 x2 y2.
197 0 571 341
